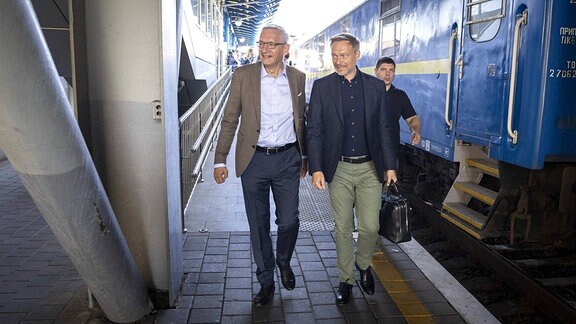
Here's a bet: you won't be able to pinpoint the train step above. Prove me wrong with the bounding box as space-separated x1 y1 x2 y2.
443 202 487 229
440 208 484 239
441 157 500 240
466 158 499 178
453 181 497 206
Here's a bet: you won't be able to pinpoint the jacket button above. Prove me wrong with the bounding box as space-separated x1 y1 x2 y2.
257 129 260 132
252 145 255 148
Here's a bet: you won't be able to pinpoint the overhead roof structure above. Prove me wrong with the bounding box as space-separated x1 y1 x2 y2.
223 0 282 46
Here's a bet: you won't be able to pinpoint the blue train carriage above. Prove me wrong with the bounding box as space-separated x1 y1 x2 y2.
299 0 576 244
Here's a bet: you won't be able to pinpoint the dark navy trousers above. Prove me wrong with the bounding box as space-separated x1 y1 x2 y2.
241 145 301 286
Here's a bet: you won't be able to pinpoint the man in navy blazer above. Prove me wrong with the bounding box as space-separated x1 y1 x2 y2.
307 33 397 304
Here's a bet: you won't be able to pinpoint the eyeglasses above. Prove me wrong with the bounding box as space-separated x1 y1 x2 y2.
257 41 286 49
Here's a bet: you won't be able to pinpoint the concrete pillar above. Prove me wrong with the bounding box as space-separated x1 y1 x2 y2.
84 0 183 306
0 1 153 322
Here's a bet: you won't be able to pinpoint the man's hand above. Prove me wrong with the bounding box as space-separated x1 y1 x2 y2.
214 167 229 184
311 171 326 190
385 170 397 186
411 131 421 146
300 160 309 178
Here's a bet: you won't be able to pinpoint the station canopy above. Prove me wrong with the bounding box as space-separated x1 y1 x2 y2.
223 0 282 46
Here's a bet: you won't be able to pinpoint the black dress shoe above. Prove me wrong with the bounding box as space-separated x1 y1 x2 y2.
335 282 353 304
279 266 295 290
253 284 275 306
356 263 375 295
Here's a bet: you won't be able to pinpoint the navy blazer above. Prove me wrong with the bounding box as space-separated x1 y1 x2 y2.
306 70 397 183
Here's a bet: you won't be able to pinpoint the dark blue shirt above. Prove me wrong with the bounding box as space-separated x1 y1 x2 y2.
387 84 417 145
339 71 369 157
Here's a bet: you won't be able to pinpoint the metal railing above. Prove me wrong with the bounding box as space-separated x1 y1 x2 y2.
179 68 232 212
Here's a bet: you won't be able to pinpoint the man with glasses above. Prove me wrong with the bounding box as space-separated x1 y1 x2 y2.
307 33 397 304
213 24 307 306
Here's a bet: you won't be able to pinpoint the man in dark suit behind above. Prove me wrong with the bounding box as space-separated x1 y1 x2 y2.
307 33 397 304
213 24 307 306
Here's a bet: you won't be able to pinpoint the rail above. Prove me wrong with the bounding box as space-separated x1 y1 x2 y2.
507 10 527 145
179 68 232 211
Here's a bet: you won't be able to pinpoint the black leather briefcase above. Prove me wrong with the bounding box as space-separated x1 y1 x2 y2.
379 183 412 243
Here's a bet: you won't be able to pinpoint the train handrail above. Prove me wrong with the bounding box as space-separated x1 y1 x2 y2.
191 82 231 153
507 10 527 145
444 29 458 130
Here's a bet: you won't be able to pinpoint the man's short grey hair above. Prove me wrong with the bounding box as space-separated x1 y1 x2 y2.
330 33 360 52
261 24 290 43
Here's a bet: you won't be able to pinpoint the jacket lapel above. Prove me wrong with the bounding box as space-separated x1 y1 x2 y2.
332 73 344 126
250 64 262 126
360 71 375 123
287 68 300 128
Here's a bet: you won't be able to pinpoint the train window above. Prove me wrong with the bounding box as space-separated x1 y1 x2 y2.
191 0 199 23
207 0 213 37
200 0 207 32
318 33 326 69
466 0 505 42
340 17 350 33
303 42 311 69
379 10 400 58
381 0 400 17
213 3 220 40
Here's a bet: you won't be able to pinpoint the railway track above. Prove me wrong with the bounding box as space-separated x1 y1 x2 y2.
407 194 576 323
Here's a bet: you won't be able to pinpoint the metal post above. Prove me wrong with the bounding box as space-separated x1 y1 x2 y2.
0 1 153 322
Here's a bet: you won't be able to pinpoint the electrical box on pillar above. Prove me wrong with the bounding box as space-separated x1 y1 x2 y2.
153 100 162 120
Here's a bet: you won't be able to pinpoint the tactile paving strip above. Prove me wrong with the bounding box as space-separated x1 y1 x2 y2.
298 176 334 231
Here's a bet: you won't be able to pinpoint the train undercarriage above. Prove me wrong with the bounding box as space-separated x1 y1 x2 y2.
399 142 576 247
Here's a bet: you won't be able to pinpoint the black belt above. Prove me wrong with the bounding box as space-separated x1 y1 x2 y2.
340 155 371 164
255 142 296 154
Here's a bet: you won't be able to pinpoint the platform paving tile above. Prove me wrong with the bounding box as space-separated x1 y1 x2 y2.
153 308 189 324
224 277 251 289
174 295 193 309
312 304 345 320
282 298 312 313
202 254 227 263
252 305 284 322
346 310 379 324
191 295 222 309
187 308 221 323
198 272 225 283
223 288 252 301
220 314 252 324
342 297 373 313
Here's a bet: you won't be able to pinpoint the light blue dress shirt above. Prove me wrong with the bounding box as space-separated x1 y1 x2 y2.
258 64 296 148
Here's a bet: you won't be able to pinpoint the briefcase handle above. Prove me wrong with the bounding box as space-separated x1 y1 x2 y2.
385 181 400 196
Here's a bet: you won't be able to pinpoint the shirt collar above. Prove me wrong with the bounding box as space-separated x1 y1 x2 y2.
260 63 287 79
337 66 361 83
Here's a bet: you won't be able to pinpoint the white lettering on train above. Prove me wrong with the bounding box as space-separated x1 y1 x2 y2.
562 36 576 45
548 69 576 78
560 27 576 36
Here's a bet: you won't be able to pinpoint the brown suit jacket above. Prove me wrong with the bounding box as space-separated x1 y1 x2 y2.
214 63 307 177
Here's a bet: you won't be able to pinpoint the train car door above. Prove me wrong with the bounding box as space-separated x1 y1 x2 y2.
454 0 509 149
456 0 571 169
